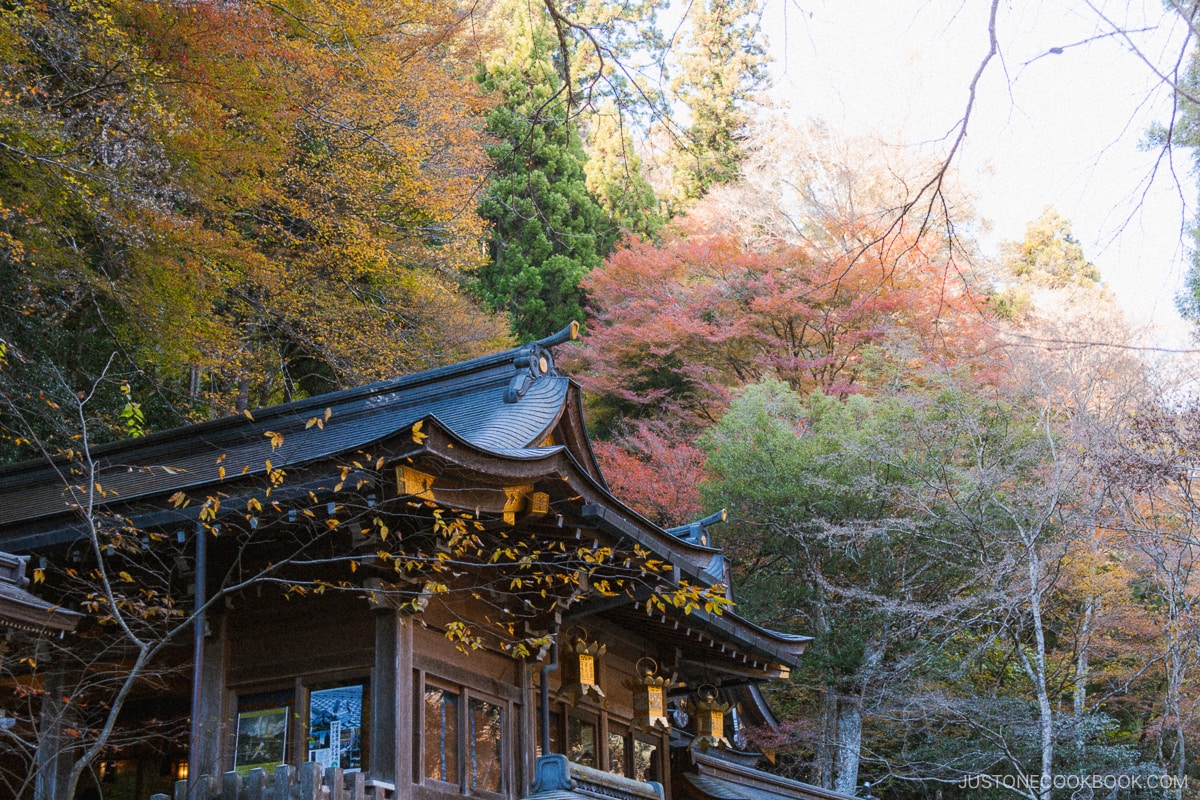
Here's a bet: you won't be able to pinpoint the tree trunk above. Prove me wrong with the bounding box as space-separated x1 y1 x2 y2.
1072 597 1095 748
1164 593 1186 800
235 377 250 413
833 700 862 796
814 686 837 789
1025 544 1053 800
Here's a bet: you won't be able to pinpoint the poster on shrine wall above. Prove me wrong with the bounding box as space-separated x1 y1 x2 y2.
307 683 364 772
234 706 289 775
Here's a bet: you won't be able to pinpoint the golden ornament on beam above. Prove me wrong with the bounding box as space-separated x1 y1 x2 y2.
554 626 606 705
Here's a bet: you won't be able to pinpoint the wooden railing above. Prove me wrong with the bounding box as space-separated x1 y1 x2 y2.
156 755 662 800
150 762 395 800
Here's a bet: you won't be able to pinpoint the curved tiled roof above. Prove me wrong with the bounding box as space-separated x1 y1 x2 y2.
680 750 859 800
0 334 575 531
0 552 80 634
0 325 810 671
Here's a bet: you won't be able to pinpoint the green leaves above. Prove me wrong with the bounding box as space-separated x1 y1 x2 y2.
474 5 615 341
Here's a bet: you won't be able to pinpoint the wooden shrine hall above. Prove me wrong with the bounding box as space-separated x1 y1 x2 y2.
0 324 850 800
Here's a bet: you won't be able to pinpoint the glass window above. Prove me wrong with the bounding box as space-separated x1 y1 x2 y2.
424 687 459 783
632 738 657 783
469 698 504 793
567 716 597 767
418 677 510 795
607 730 627 777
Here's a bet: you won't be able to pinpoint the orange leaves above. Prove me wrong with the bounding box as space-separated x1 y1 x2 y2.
579 212 994 425
0 0 504 425
593 418 705 527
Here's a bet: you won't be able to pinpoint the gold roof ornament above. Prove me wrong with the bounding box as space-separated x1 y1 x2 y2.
554 626 606 706
626 657 681 732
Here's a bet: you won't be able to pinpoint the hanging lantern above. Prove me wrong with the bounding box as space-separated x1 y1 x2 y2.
626 657 682 732
554 627 606 705
691 685 732 750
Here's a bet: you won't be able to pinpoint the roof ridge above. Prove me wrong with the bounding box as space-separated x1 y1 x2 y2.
0 324 583 481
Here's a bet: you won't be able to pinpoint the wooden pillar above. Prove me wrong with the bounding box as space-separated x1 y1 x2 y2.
397 616 413 794
192 612 228 781
34 660 72 800
370 609 411 791
519 659 535 797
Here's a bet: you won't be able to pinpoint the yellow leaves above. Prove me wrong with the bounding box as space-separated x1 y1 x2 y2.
265 459 286 489
199 496 220 522
334 464 353 493
701 586 735 616
265 430 284 450
306 407 333 430
242 409 255 421
577 544 613 564
169 491 189 508
444 620 483 652
32 568 44 584
411 419 427 444
118 571 134 583
592 579 619 597
653 581 735 618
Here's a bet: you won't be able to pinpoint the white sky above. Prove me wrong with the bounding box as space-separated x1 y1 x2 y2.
763 0 1197 348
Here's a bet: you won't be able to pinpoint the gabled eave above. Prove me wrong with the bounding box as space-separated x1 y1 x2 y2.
396 421 810 674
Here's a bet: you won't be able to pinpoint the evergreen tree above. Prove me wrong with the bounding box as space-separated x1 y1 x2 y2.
475 0 616 341
584 100 664 238
1167 47 1200 325
670 0 770 201
1002 206 1101 287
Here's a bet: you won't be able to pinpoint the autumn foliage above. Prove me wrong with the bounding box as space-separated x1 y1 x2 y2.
576 209 996 427
0 0 506 455
592 419 705 527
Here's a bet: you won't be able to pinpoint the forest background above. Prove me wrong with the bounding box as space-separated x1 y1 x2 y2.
3 1 1200 799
